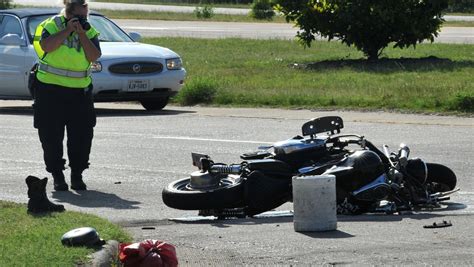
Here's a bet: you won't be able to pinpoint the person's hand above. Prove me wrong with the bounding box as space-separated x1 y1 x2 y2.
74 21 86 35
66 17 78 34
67 18 86 35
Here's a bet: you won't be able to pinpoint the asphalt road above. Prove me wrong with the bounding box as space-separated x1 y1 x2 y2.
1 101 473 265
116 19 474 44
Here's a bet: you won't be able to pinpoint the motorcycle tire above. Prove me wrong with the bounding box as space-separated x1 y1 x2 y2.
162 176 245 210
426 163 457 192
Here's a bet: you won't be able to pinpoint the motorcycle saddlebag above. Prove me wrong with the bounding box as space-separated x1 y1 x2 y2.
244 170 292 216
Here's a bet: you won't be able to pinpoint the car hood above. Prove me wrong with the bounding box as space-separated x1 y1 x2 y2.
99 42 180 61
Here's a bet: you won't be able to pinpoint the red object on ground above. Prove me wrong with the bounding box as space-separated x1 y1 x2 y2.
119 239 178 267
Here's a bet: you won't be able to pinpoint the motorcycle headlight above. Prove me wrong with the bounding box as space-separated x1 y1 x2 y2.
90 61 102 73
166 58 182 70
406 158 428 184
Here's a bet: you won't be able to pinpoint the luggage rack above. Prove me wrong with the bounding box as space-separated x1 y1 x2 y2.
301 116 344 138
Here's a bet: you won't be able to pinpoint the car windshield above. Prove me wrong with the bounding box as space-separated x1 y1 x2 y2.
26 14 133 44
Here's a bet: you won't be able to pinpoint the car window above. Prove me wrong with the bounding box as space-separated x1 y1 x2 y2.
89 16 133 42
0 15 24 39
26 15 51 44
26 14 133 44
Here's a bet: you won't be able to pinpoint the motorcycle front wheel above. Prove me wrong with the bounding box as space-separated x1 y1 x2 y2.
426 163 457 192
162 176 245 210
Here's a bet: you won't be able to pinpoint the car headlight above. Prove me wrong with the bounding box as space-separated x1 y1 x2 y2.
90 61 102 73
166 58 182 70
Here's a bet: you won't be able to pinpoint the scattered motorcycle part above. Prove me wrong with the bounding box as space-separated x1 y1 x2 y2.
423 220 453 229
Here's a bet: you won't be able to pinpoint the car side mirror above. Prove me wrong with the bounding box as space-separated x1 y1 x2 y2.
128 32 142 42
0 34 25 46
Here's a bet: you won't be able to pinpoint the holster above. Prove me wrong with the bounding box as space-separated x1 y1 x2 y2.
28 63 39 98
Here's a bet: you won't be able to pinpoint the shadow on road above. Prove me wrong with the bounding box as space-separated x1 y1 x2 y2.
300 230 354 239
0 105 33 116
52 189 141 209
338 213 444 222
0 105 195 117
291 57 474 73
94 107 195 117
169 214 293 226
169 203 467 226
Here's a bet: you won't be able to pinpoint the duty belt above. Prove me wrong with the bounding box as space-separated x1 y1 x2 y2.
39 63 91 78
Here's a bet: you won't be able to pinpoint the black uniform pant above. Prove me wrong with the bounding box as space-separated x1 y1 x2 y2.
33 80 96 174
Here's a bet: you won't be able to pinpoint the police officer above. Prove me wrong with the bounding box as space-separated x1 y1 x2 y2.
33 0 101 191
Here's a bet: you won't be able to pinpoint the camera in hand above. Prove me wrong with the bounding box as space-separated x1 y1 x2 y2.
75 16 91 31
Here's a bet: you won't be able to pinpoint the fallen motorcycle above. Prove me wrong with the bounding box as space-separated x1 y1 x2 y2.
162 116 458 218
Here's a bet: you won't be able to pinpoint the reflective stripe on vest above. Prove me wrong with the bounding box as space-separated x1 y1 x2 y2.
39 62 91 78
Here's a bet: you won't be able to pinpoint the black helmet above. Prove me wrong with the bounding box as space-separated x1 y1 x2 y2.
61 227 105 247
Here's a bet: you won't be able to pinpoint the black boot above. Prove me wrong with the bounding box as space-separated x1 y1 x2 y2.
26 175 65 213
71 172 87 191
52 171 68 191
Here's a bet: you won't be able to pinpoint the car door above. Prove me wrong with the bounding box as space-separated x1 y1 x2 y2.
0 14 30 98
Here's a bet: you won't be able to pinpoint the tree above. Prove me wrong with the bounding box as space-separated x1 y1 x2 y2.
275 0 448 60
0 0 11 9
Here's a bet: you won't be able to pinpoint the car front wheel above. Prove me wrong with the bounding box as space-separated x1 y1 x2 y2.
140 98 169 111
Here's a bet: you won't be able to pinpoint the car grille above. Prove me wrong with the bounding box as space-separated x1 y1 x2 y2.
109 62 163 75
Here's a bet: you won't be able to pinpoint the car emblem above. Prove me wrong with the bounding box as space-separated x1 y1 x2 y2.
132 64 141 73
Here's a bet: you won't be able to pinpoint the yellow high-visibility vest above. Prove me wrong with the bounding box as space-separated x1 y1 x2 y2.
33 15 99 88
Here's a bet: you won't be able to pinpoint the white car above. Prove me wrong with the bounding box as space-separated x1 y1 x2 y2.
0 8 186 110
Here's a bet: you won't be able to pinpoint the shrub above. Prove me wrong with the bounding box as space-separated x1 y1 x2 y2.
177 77 218 105
0 0 11 9
194 4 215 19
250 0 275 20
275 0 448 60
450 92 474 112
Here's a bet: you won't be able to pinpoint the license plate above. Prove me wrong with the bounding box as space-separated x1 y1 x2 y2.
127 80 150 92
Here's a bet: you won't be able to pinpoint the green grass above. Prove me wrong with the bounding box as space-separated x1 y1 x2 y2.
0 201 132 266
99 9 474 26
143 37 474 113
99 9 287 23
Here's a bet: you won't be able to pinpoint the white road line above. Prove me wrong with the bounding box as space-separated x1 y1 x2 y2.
100 131 273 144
152 136 273 144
